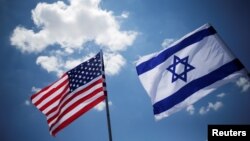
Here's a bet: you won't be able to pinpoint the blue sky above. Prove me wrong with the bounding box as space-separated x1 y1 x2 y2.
1 0 250 141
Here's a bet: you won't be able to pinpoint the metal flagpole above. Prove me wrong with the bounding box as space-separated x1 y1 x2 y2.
104 87 113 141
100 50 113 141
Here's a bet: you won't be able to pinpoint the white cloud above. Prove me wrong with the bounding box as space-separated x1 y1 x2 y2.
10 27 50 53
120 11 129 19
94 101 112 112
186 105 195 115
36 56 63 75
35 53 87 77
10 0 137 53
10 0 138 77
64 53 96 70
161 38 175 48
199 101 223 115
236 77 250 92
199 107 206 115
35 51 126 77
104 52 126 75
31 86 41 93
216 93 226 98
24 100 31 106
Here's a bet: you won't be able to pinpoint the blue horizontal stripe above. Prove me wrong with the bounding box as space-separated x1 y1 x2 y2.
153 59 244 115
136 26 216 76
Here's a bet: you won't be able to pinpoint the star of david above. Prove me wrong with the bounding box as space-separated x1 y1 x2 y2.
166 55 195 83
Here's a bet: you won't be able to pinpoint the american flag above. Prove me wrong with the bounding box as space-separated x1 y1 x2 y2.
31 52 106 136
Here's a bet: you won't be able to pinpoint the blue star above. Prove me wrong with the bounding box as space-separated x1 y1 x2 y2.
167 55 195 83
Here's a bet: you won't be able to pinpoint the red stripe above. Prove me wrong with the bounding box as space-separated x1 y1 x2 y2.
31 74 67 101
45 104 58 117
40 84 70 112
31 85 50 100
34 79 68 106
51 95 105 136
48 87 104 127
46 78 103 122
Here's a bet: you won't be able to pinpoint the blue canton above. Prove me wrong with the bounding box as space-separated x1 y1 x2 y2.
67 53 102 92
167 55 195 83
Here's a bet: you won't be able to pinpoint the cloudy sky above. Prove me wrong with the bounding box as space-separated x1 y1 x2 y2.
1 0 250 141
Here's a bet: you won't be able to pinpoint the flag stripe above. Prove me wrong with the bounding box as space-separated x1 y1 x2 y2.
57 78 103 114
153 59 244 115
35 80 68 108
47 77 104 125
40 84 69 112
47 82 104 125
32 75 68 105
31 75 67 103
31 85 50 100
49 86 104 128
36 81 69 112
136 26 216 75
46 77 103 119
31 52 106 136
45 77 102 117
51 95 105 136
45 106 57 117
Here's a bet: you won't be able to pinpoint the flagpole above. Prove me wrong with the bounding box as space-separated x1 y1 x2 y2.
104 88 113 141
100 50 113 141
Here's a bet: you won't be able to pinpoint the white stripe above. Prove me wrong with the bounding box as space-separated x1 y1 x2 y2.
48 76 103 115
47 83 103 126
42 87 69 115
50 91 104 132
37 82 69 109
138 34 235 104
48 117 57 127
32 75 68 104
47 82 103 126
46 77 103 119
136 24 212 66
154 69 245 120
44 76 102 116
68 75 103 97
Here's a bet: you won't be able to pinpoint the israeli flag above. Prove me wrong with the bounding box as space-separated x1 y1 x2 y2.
136 24 247 120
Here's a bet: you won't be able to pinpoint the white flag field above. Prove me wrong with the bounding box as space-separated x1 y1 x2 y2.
136 24 248 120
